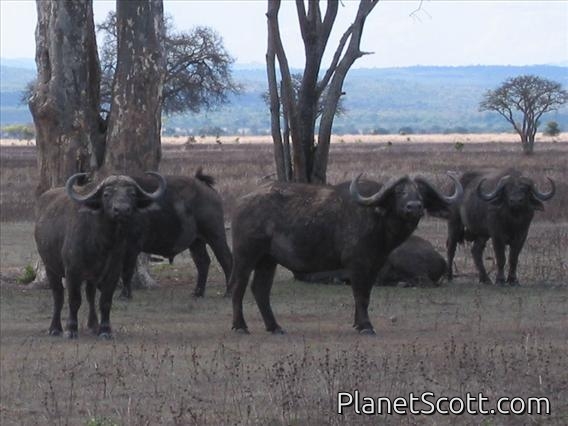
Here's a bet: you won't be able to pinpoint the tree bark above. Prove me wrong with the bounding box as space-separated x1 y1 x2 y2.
100 0 165 289
30 0 166 290
29 0 103 196
29 0 103 287
99 0 165 177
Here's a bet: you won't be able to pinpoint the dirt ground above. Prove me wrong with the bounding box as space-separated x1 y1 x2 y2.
1 140 567 425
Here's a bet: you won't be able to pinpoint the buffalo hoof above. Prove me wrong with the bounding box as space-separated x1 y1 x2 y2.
495 279 506 287
270 327 286 335
233 327 249 335
359 328 376 336
98 332 113 340
66 330 78 339
507 279 520 286
479 278 493 285
48 328 62 337
192 289 205 298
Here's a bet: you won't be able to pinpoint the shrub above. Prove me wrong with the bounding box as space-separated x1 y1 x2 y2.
17 264 36 284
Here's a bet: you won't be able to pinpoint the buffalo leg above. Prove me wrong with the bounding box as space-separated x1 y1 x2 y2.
446 220 461 281
98 283 116 339
206 234 233 296
47 269 64 336
65 275 82 339
250 257 281 333
471 237 491 284
85 281 99 334
189 239 211 297
350 271 375 334
120 250 138 299
507 232 528 286
491 238 507 286
230 260 254 333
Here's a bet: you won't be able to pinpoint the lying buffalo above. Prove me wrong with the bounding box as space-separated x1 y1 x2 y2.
230 173 462 335
446 169 555 285
121 169 232 298
35 172 166 338
293 235 447 287
376 235 446 286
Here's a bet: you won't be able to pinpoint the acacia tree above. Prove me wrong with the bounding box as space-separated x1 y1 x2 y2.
29 0 165 286
266 0 379 183
97 12 240 118
479 75 568 155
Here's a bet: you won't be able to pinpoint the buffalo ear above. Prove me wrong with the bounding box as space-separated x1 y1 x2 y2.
79 198 103 213
79 199 102 211
136 197 156 210
416 182 451 216
530 196 545 211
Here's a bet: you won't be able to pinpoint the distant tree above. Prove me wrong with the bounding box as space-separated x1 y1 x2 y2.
479 75 568 154
266 0 379 183
97 12 240 118
543 121 561 137
1 124 35 141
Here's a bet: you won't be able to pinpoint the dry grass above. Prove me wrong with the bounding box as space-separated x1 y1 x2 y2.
1 139 568 425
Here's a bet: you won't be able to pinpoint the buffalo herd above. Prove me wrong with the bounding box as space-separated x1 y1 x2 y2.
34 167 556 338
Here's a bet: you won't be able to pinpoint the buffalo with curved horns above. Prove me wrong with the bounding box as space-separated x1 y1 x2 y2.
230 173 462 335
34 172 166 338
446 169 555 285
120 169 232 298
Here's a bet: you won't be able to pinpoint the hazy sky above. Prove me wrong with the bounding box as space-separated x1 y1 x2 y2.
1 0 567 68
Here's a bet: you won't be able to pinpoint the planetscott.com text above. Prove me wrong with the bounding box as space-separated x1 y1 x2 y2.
337 391 551 416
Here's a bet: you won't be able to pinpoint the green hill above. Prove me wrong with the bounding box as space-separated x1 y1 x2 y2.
2 62 567 135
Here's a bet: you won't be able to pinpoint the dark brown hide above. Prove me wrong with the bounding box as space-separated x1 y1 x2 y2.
121 169 232 298
230 174 461 334
446 168 555 285
35 173 165 338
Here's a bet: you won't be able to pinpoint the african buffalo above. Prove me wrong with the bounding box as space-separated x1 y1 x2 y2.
121 169 232 298
446 169 555 285
293 235 447 287
35 172 166 338
230 173 462 335
376 235 446 286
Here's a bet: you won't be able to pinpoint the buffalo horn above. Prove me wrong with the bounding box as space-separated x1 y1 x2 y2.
350 174 407 206
133 171 167 200
414 172 463 204
477 175 510 201
531 177 555 201
65 173 104 203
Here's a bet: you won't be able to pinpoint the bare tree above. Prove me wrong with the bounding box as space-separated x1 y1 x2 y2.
266 0 379 183
480 75 568 155
97 12 240 117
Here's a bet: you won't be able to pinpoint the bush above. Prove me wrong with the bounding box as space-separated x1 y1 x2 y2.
543 121 561 137
17 264 36 284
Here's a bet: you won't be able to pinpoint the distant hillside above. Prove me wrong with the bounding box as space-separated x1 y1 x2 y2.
1 61 567 134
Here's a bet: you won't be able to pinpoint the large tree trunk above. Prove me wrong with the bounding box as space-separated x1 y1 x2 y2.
100 0 165 289
30 0 166 290
99 0 165 177
29 0 103 196
29 0 102 287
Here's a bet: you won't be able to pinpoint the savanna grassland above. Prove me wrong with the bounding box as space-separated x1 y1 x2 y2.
1 139 567 425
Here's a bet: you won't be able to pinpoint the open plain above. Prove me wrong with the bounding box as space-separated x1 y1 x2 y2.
1 138 567 425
